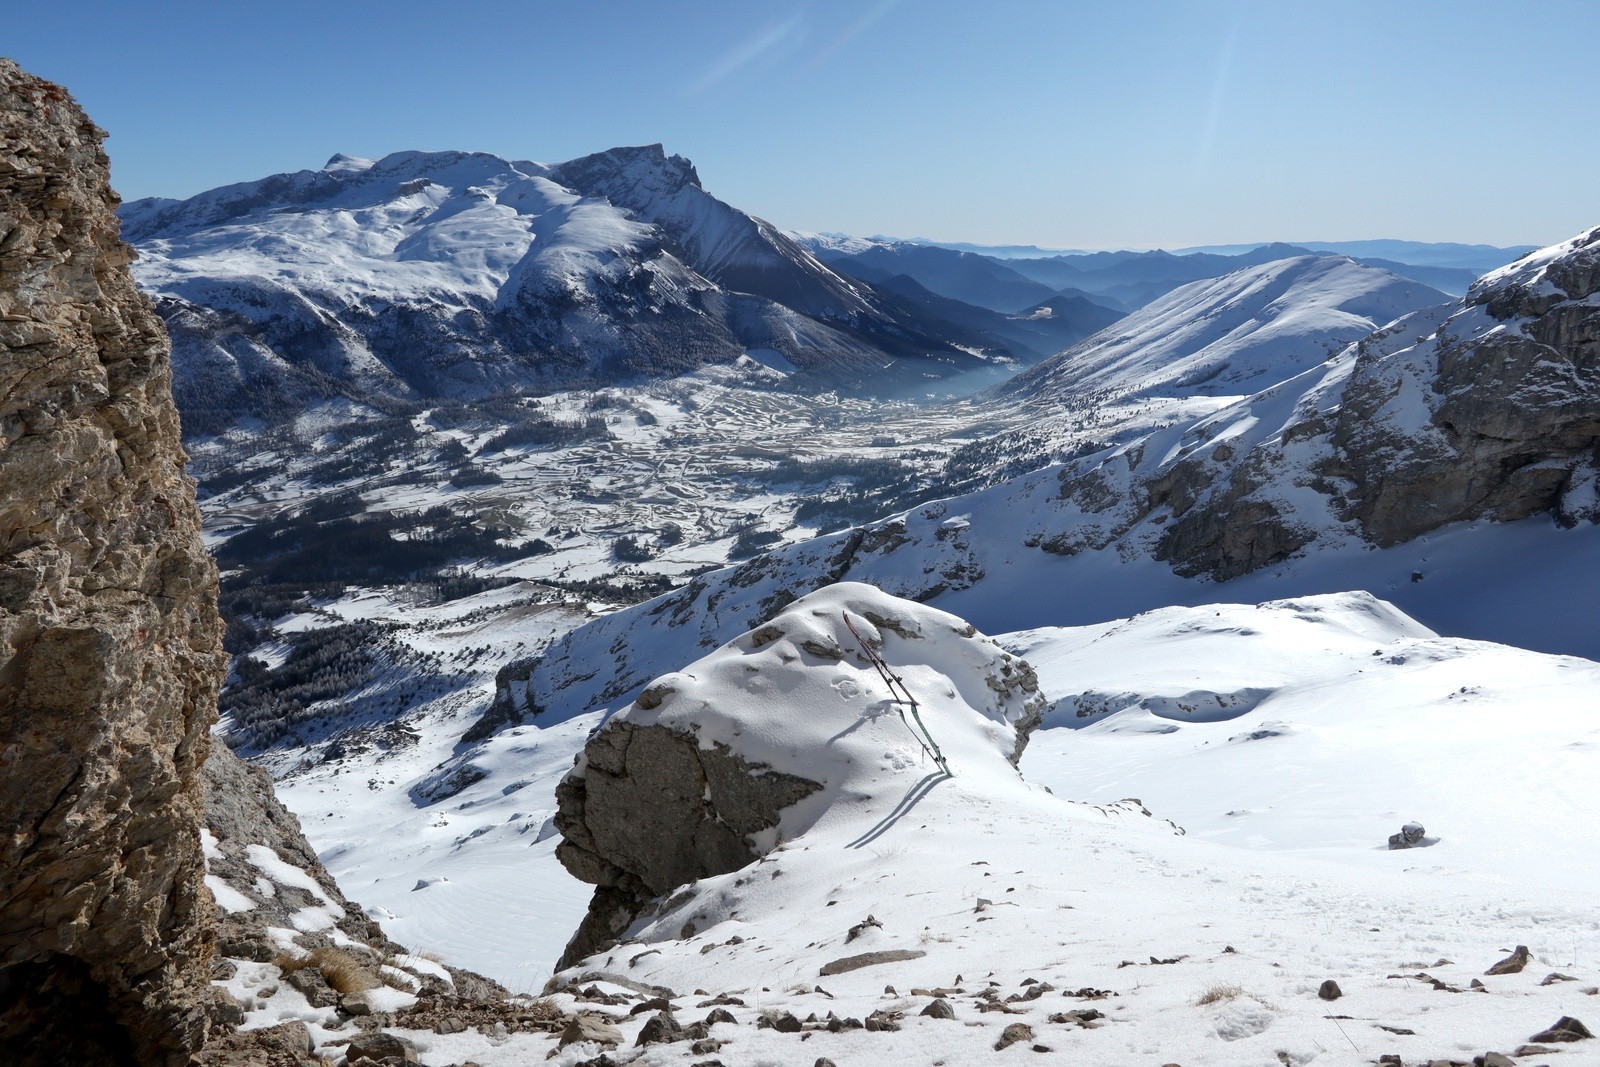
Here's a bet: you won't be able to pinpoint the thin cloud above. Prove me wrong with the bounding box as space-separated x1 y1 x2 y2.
684 14 806 96
805 0 902 71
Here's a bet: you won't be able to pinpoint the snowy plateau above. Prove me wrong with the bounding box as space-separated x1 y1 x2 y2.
130 148 1600 1067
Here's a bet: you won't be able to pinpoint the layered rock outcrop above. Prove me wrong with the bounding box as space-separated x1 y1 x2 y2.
0 59 227 1066
201 745 399 967
1064 227 1600 580
1334 226 1600 544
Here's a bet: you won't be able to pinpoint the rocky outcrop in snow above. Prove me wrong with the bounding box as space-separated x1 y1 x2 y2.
1333 225 1600 544
552 584 1044 969
201 744 399 967
552 723 823 968
0 59 226 1067
1130 227 1600 577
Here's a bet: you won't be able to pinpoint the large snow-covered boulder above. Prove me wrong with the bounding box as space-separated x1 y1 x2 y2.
552 583 1044 966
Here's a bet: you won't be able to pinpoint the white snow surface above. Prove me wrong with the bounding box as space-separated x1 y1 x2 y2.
1011 255 1448 402
249 586 1600 1067
210 228 1600 1064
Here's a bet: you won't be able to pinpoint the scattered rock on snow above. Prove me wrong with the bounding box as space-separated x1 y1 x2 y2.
1318 979 1343 1001
1528 1015 1594 1042
847 914 883 942
920 998 957 1019
1388 822 1429 849
995 1022 1037 1050
560 1015 624 1048
634 1010 686 1046
819 948 928 976
1486 945 1531 975
342 1030 418 1065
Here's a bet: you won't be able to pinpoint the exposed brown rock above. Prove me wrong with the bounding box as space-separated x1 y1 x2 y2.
994 1022 1036 1050
202 743 402 968
0 59 227 1067
1528 1015 1593 1043
818 949 928 976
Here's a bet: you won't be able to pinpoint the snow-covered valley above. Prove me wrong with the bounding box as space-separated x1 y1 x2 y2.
151 161 1600 1065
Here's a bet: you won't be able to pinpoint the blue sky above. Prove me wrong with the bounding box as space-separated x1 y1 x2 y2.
10 0 1597 249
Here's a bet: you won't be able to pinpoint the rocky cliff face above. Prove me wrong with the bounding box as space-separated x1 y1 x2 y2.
553 722 824 969
1333 226 1600 545
0 59 228 1066
1142 228 1600 577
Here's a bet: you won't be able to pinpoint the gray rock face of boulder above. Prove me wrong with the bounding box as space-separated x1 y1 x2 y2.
0 59 227 1067
554 722 822 969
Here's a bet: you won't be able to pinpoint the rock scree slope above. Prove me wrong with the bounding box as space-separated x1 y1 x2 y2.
0 58 227 1067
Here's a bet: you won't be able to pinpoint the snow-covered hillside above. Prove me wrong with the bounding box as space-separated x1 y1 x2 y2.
1005 255 1448 402
123 146 996 434
250 587 1600 1067
188 206 1600 1063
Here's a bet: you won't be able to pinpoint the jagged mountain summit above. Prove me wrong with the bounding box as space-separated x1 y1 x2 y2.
122 145 998 434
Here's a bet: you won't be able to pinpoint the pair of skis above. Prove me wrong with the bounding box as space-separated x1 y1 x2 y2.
841 612 951 777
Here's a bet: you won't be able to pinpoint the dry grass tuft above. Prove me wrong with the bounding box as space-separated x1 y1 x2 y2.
312 947 382 994
1196 983 1244 1006
273 947 381 994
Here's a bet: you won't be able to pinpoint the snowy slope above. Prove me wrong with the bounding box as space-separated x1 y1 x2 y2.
1005 255 1449 402
250 588 1600 1066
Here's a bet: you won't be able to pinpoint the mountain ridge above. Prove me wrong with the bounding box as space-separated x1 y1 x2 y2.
123 146 1004 435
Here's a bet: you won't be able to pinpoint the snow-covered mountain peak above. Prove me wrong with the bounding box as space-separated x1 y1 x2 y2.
1007 253 1448 404
547 142 702 200
121 144 1000 430
322 151 375 174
